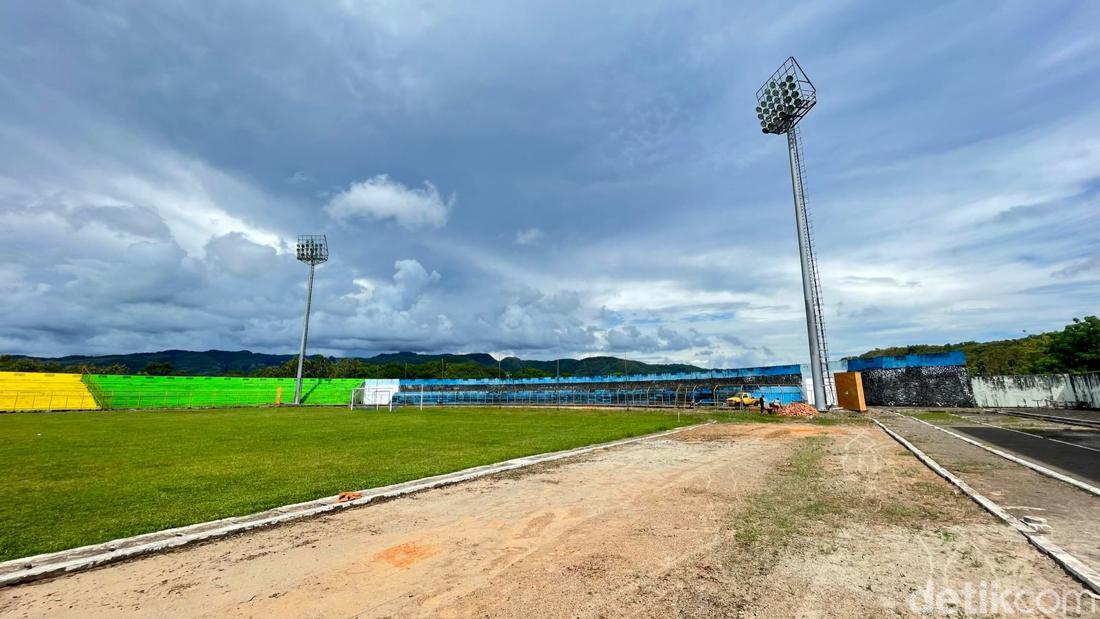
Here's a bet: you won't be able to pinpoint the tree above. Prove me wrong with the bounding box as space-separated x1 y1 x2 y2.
140 361 177 376
94 363 131 375
513 367 553 379
853 316 1099 375
1044 316 1100 373
331 358 372 378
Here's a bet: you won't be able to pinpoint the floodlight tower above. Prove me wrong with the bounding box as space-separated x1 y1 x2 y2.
294 235 328 405
755 57 832 411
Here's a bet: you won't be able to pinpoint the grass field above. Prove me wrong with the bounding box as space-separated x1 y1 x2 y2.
0 406 698 561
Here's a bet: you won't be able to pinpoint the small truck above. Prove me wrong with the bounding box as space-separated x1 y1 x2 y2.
725 392 760 408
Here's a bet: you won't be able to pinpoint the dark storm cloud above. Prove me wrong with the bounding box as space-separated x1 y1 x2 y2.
1 1 1099 363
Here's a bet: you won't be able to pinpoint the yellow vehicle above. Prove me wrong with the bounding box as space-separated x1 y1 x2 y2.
725 392 760 407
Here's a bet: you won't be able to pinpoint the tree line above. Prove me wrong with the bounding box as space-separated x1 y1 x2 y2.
0 355 555 380
0 356 131 375
249 357 555 380
855 315 1100 376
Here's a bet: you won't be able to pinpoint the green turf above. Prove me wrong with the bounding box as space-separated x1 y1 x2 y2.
0 406 697 561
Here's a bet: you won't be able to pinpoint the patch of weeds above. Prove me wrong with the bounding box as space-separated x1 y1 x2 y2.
730 436 848 550
811 413 871 426
948 460 1002 474
911 479 954 499
878 500 952 525
911 411 961 423
873 503 924 524
939 530 959 543
959 547 984 569
706 412 787 425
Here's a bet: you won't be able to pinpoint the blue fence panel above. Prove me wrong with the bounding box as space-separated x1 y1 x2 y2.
391 384 804 407
846 351 966 371
400 363 801 388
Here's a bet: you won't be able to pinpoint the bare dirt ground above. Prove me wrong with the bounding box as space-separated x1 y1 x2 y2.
1 422 1093 618
878 411 1100 580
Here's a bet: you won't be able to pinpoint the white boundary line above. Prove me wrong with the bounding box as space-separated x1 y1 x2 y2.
902 413 1100 498
957 412 1100 455
871 416 1100 595
0 422 706 587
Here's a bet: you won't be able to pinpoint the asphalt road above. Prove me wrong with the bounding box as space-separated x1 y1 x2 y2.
951 425 1100 485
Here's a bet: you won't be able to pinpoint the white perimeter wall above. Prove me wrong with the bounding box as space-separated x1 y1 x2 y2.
802 374 837 407
971 372 1100 408
358 379 400 405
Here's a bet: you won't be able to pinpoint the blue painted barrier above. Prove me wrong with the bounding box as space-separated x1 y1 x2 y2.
846 352 966 371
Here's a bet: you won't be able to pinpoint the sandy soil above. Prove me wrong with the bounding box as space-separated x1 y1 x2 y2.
0 422 1091 618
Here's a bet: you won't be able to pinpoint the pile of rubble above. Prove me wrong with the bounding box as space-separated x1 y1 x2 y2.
776 402 818 418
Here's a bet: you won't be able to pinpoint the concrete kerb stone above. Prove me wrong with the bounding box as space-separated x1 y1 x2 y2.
902 412 1100 498
0 421 709 587
871 414 1100 596
989 408 1100 430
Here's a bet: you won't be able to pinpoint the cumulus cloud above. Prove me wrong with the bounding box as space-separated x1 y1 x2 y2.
604 325 659 352
204 233 279 279
514 227 543 245
2 2 1098 365
324 175 453 228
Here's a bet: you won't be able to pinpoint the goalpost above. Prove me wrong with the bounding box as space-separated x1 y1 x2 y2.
349 379 400 412
349 387 398 411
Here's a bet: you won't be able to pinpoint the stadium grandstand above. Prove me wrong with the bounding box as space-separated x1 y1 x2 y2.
391 365 804 407
85 376 363 409
0 372 99 411
0 365 805 411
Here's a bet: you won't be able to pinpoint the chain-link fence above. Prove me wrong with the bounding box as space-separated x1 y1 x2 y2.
393 384 804 409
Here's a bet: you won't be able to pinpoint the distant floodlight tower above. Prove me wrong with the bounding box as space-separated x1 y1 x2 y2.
294 235 328 405
755 57 832 411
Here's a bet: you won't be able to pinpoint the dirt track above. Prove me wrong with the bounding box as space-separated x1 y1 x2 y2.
0 423 1091 617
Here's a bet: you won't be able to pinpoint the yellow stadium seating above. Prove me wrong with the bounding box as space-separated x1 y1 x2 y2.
0 372 99 411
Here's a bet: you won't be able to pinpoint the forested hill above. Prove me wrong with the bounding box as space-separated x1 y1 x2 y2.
854 316 1099 376
1 349 706 378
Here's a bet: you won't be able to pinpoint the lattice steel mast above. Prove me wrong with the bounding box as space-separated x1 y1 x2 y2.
755 57 831 410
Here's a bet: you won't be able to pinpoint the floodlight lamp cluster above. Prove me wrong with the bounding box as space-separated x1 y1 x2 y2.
296 234 329 265
755 56 816 135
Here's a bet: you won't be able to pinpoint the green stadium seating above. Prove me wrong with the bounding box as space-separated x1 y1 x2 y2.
85 375 363 409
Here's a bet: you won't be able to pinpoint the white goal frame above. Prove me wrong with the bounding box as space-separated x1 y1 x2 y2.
349 387 398 411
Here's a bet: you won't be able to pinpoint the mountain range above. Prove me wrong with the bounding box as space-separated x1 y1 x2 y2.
11 350 707 377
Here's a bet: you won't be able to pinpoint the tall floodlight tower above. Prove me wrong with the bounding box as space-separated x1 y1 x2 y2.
294 235 329 405
755 57 832 411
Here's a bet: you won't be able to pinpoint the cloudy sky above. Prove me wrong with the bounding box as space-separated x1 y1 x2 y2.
1 1 1097 368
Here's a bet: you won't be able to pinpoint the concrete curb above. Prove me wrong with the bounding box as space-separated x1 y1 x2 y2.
991 409 1100 430
0 422 706 587
903 413 1100 498
871 416 1100 595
